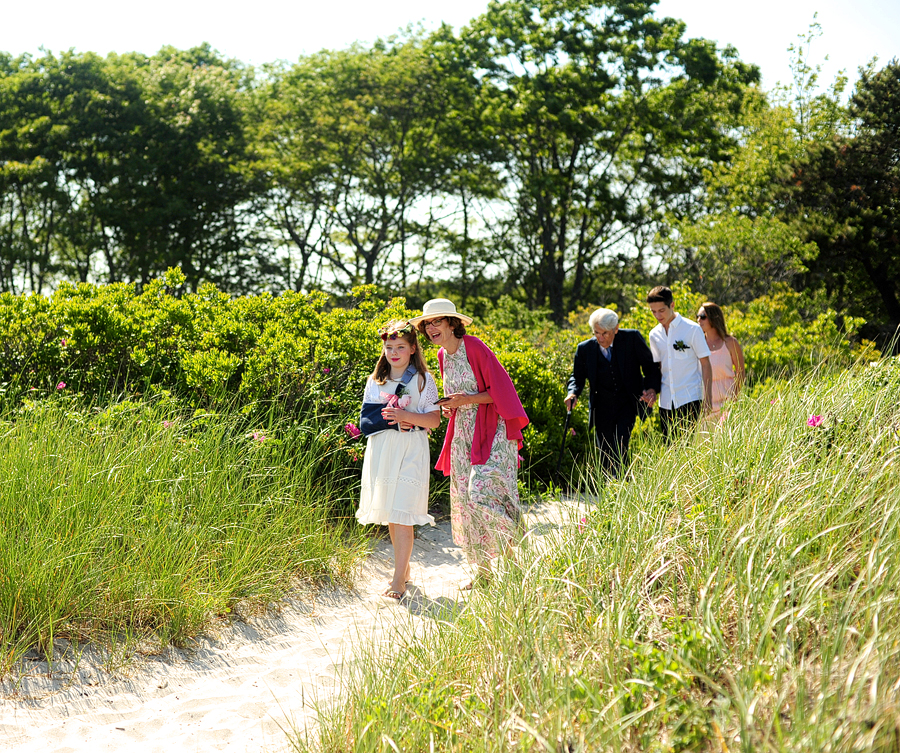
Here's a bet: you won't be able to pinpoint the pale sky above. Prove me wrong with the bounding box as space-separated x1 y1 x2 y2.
2 0 897 91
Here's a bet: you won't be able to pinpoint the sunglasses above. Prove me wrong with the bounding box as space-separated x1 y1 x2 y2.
424 317 447 328
379 322 414 341
697 314 708 320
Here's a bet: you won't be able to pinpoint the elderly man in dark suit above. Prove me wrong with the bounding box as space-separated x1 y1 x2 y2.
565 308 661 477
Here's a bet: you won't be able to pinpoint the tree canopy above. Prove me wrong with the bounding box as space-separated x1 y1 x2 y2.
0 4 894 345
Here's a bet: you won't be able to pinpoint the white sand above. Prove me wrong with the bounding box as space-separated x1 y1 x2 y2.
0 502 571 753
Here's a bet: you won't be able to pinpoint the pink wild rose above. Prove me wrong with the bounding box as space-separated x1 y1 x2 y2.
807 415 824 428
56 382 66 390
344 422 362 439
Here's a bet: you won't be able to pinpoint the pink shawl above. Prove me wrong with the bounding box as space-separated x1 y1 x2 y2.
435 335 529 475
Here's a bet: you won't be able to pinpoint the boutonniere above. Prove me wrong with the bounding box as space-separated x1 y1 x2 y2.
673 340 689 352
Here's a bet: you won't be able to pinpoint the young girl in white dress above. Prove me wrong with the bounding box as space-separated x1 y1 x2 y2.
356 320 441 602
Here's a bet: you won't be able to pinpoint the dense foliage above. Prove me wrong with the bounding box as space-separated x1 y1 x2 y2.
788 60 900 341
0 273 876 487
2 8 894 343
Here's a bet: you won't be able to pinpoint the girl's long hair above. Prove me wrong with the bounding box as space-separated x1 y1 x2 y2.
701 301 729 340
372 320 430 386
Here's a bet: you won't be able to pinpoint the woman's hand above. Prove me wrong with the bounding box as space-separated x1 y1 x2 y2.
439 392 471 411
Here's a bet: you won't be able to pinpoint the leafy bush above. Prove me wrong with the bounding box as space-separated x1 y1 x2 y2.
0 273 588 486
0 273 876 489
615 281 878 385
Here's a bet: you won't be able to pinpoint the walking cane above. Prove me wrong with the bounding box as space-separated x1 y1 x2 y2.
555 409 573 483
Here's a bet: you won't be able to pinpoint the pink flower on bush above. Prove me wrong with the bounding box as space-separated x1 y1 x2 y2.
252 430 266 442
807 414 824 428
323 367 331 373
578 516 588 532
569 427 576 437
60 339 67 347
162 420 174 429
344 422 362 439
56 382 66 390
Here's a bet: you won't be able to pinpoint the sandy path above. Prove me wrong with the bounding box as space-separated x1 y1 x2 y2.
0 503 568 753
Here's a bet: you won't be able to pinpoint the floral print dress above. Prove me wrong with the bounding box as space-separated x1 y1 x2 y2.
444 339 521 564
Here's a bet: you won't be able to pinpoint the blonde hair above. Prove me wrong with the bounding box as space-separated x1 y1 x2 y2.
372 319 430 386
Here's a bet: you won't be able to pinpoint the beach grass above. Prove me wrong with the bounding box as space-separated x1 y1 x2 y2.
301 355 900 752
0 396 368 674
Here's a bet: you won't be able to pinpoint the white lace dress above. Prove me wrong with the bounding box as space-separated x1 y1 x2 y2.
356 372 440 527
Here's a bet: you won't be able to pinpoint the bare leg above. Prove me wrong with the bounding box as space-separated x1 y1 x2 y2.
387 523 414 595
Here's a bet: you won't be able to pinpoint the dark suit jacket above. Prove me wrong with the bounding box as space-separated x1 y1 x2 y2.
566 329 661 428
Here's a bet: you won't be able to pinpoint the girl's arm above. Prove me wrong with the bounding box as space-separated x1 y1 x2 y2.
381 372 442 429
383 407 441 430
726 336 746 393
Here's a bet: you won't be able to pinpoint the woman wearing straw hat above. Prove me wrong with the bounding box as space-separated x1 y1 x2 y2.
411 299 529 589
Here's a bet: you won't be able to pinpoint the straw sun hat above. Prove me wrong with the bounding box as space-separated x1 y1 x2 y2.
408 298 473 326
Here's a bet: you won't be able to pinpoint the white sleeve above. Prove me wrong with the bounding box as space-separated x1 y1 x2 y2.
649 329 662 362
417 373 440 414
362 377 384 404
693 325 711 358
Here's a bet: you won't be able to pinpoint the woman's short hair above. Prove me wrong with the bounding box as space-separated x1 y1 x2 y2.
700 301 728 340
588 308 619 332
416 316 466 339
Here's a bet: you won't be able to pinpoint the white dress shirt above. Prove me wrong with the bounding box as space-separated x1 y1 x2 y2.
648 313 710 409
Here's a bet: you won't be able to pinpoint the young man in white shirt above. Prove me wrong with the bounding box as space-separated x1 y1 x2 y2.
645 286 712 440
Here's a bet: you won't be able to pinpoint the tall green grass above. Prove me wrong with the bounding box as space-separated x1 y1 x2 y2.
302 356 900 752
0 397 367 674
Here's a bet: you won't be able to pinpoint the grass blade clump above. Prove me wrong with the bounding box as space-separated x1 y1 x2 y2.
302 356 900 752
0 398 367 674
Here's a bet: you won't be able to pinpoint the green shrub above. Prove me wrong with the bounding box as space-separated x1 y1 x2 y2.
0 274 877 490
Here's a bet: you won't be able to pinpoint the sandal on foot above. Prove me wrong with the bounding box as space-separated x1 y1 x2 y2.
381 589 406 603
